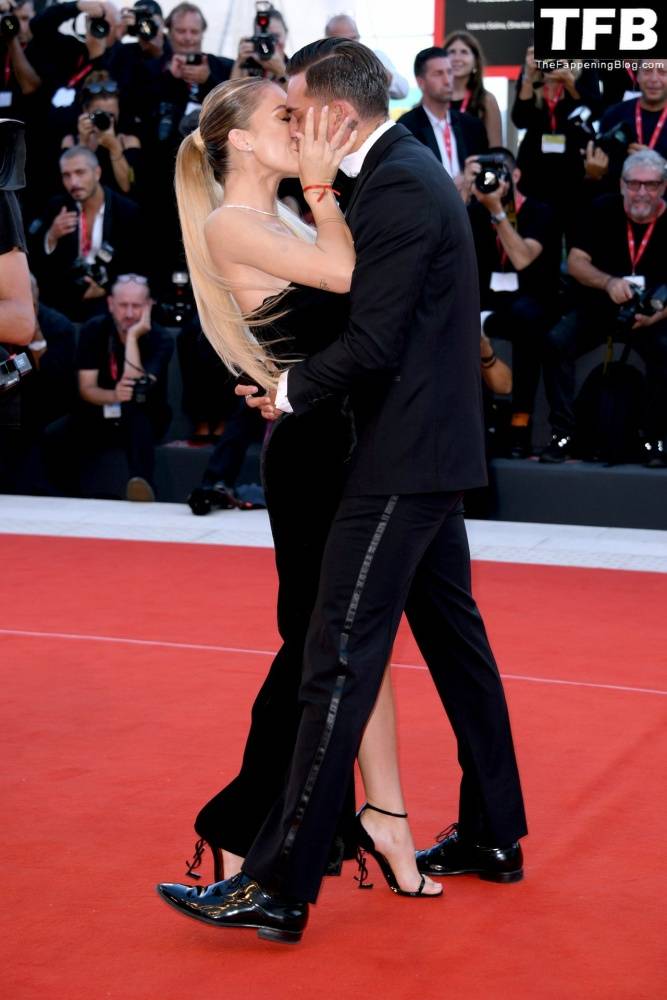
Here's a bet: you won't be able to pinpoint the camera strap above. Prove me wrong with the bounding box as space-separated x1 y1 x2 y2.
634 102 667 150
626 218 657 274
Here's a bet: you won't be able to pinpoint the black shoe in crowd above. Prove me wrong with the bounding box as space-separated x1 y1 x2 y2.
508 423 533 459
187 482 237 515
156 872 308 943
642 439 667 468
416 823 524 883
539 433 574 463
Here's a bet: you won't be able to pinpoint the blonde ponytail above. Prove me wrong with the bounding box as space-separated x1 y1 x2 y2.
174 79 315 391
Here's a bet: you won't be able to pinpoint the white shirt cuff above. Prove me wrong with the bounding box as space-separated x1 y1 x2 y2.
275 370 293 414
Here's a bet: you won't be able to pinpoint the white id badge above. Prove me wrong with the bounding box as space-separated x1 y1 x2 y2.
625 275 645 291
490 271 519 293
52 87 76 108
103 403 122 419
0 92 12 109
185 100 202 116
541 134 566 154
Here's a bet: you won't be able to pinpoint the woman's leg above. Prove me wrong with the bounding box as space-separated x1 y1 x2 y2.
357 666 442 895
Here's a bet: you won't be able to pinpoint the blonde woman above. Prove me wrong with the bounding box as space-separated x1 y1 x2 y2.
171 77 442 898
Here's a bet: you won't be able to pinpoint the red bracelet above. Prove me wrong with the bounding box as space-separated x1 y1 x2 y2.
302 184 341 202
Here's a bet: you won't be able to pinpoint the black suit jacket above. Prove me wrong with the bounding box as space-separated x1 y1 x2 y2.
398 104 488 167
288 124 487 496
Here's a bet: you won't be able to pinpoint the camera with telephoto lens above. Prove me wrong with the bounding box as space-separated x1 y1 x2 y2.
617 282 667 328
89 109 114 132
71 241 114 293
131 374 152 403
566 105 597 149
242 1 275 76
0 3 19 40
474 154 512 194
155 271 194 326
0 347 31 394
123 5 159 40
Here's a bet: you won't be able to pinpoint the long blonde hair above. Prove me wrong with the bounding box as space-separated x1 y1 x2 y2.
174 77 313 390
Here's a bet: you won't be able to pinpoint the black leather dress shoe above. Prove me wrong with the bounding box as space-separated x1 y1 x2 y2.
156 873 308 943
416 824 524 883
540 433 574 464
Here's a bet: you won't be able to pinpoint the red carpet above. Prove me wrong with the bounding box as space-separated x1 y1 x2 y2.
2 534 666 1000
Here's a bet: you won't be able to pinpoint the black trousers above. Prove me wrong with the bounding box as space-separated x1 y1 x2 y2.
201 399 264 489
243 491 527 903
194 402 357 859
483 292 555 414
44 404 165 494
544 307 667 439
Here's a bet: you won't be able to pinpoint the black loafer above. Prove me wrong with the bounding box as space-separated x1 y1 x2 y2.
416 824 524 883
156 872 308 943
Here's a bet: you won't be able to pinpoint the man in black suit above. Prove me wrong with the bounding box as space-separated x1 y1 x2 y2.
29 146 142 321
157 39 526 942
399 46 488 192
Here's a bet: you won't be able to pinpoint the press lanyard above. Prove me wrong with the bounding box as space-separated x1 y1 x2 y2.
67 58 93 90
634 102 667 149
108 336 119 382
79 211 91 257
4 52 11 88
626 218 657 273
544 85 564 133
460 91 471 113
441 117 453 166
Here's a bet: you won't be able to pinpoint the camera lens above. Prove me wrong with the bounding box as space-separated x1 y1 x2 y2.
89 16 111 39
90 110 113 131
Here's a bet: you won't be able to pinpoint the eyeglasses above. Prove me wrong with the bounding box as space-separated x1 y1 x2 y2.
622 179 664 192
115 274 149 284
82 81 119 96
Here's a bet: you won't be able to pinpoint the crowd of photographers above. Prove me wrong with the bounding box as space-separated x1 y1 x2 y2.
1 2 666 507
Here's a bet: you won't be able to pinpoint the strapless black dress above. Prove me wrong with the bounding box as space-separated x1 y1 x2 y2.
193 284 358 865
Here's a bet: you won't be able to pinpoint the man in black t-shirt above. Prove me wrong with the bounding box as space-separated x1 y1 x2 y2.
590 60 667 189
541 150 667 466
463 148 561 457
44 273 173 499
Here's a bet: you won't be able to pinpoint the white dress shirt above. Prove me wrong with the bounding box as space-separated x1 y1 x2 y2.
275 119 396 414
422 105 460 179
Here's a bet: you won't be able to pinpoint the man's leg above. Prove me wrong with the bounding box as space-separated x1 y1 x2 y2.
631 319 667 452
243 491 464 903
405 503 526 848
542 307 605 439
194 407 356 861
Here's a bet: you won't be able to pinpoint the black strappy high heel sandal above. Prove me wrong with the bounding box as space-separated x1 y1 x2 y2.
354 803 443 898
184 838 224 883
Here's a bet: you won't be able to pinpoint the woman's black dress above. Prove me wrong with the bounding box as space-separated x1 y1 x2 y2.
191 285 357 868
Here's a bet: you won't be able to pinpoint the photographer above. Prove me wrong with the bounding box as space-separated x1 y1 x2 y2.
512 46 601 237
399 48 488 191
158 1 233 133
44 273 172 500
0 1 41 114
324 13 409 100
109 1 170 129
28 0 119 104
589 60 667 186
60 71 142 197
231 5 288 83
29 144 142 320
541 150 667 466
463 147 560 457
